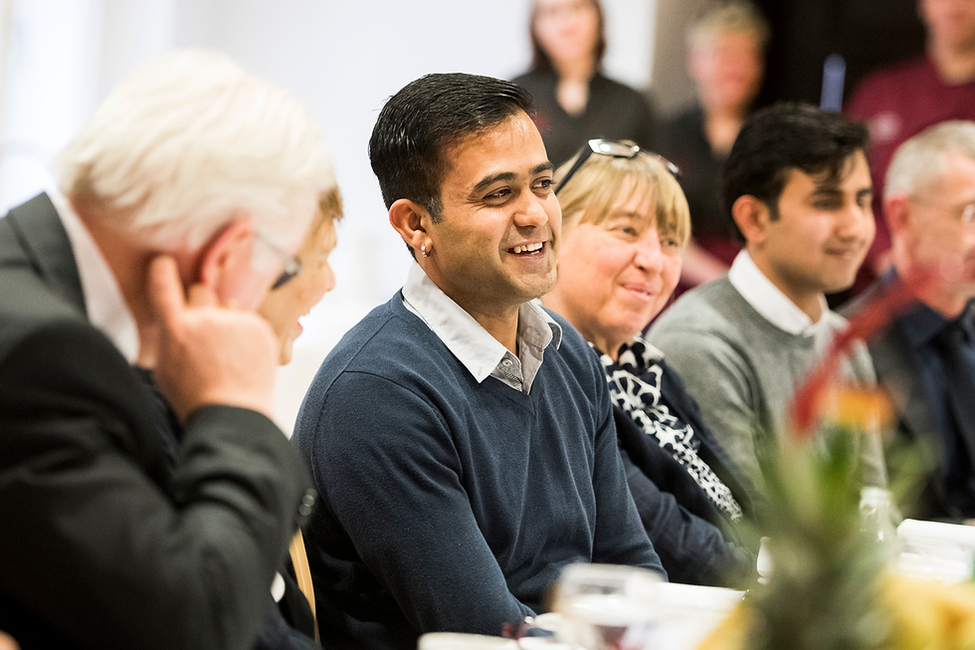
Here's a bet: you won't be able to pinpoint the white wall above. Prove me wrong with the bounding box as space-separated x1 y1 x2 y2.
0 0 657 432
0 0 103 210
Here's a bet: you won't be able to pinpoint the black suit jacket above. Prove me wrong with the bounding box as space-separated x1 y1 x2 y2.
864 305 955 519
0 194 314 650
847 275 967 520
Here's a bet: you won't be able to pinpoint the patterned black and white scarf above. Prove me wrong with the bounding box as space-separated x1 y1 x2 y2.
600 338 743 522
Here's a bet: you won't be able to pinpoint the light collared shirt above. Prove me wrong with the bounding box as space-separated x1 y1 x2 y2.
402 262 561 394
727 250 829 337
51 192 140 364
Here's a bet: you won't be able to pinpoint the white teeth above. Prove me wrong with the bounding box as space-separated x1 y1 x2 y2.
511 242 543 254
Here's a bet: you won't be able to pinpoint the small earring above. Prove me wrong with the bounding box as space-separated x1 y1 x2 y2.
421 244 431 258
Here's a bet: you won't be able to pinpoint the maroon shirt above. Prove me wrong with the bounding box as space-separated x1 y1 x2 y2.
847 56 975 262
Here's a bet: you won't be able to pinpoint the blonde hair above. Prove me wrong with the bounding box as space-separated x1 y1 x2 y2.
554 142 691 247
885 120 975 200
57 49 335 253
305 184 344 253
686 2 771 53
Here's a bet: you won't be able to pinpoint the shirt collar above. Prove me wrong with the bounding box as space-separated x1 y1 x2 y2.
728 250 829 337
51 192 140 364
401 262 561 384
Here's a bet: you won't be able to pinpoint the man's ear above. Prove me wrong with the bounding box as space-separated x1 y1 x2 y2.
196 220 260 307
731 195 772 247
389 199 432 252
883 194 912 240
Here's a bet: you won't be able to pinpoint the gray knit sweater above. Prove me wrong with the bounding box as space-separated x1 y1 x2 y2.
647 276 885 491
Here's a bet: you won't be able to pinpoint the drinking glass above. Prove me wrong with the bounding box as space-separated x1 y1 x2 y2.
550 563 661 650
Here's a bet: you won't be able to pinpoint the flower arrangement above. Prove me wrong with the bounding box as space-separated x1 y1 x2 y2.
699 266 975 650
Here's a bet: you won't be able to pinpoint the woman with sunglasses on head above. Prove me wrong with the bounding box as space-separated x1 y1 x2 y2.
542 140 760 587
513 0 656 167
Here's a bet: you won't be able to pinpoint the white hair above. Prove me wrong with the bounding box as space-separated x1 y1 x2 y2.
885 120 975 200
56 49 335 252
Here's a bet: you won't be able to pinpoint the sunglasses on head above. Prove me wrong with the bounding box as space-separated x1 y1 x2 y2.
555 138 681 195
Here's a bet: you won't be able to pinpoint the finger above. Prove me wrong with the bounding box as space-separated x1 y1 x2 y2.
187 283 219 308
147 256 187 327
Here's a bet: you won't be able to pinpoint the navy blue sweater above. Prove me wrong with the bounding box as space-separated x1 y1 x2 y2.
293 294 663 650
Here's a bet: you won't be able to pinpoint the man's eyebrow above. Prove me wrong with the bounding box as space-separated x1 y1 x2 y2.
471 172 517 195
811 184 843 196
470 163 555 195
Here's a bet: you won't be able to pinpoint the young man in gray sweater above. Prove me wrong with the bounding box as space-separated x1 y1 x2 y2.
648 102 885 492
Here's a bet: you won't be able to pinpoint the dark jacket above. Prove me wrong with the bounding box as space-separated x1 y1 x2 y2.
613 358 761 587
0 193 313 650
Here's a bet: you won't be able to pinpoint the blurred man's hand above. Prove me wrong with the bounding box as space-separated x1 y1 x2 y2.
148 255 278 422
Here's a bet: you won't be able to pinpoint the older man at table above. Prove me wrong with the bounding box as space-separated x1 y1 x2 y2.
0 50 332 650
293 72 663 650
855 120 975 520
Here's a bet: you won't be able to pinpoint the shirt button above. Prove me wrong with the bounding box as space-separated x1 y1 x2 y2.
297 489 317 521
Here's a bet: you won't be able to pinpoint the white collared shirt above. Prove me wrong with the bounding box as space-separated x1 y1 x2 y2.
727 250 829 337
402 262 561 394
51 192 140 364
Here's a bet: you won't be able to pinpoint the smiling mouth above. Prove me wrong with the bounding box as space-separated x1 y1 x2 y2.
825 247 862 257
508 242 544 255
622 283 655 299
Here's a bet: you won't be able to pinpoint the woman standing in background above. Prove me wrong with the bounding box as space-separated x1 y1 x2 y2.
514 0 656 167
657 2 769 295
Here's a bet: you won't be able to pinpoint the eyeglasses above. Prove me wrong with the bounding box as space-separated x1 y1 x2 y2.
256 232 303 290
555 138 681 195
910 196 975 225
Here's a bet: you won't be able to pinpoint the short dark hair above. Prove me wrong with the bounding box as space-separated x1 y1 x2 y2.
721 102 870 221
369 73 535 223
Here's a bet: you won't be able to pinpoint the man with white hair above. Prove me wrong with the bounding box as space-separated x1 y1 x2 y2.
0 50 334 649
857 120 975 520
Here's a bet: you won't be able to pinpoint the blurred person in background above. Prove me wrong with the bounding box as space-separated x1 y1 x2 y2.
543 139 759 587
256 184 344 648
260 186 342 367
851 121 975 521
514 0 656 167
657 1 770 298
847 0 975 287
0 50 333 650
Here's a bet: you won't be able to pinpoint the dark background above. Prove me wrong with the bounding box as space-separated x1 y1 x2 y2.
753 0 927 108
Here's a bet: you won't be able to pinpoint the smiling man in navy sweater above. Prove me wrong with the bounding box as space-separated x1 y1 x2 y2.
292 72 664 650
